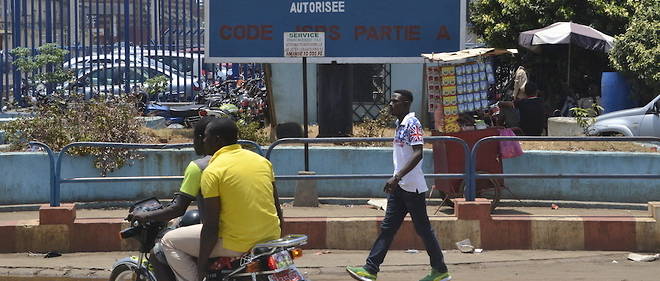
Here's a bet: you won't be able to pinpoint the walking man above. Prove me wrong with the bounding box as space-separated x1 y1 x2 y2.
346 89 451 281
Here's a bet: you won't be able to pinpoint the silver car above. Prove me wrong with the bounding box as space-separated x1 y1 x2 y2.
588 94 660 137
73 63 199 96
64 54 169 76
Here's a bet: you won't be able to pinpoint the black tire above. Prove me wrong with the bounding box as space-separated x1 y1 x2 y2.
109 263 154 281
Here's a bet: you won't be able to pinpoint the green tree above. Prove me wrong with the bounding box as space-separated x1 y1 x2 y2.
469 0 633 48
609 0 659 102
10 43 73 87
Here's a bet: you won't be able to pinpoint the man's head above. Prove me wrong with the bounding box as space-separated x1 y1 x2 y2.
193 116 216 155
389 89 413 118
204 118 239 155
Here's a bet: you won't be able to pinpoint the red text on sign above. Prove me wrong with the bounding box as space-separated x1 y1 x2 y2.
219 25 273 40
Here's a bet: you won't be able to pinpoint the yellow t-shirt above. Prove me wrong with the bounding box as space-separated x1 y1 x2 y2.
201 144 281 252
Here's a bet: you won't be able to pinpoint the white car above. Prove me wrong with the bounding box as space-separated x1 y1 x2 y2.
64 54 169 76
138 50 204 78
73 63 199 96
588 94 660 137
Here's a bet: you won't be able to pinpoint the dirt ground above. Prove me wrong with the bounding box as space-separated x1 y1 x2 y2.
144 125 658 153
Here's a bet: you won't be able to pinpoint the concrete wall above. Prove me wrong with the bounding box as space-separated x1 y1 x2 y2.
269 63 426 125
270 63 318 124
1 147 658 205
270 146 434 197
502 150 660 203
0 149 197 205
390 63 426 124
0 147 434 204
547 117 584 136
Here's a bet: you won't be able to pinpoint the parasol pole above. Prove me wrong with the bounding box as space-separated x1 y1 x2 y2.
567 43 571 87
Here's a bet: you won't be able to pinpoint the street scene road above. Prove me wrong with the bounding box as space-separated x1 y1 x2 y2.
2 250 660 281
1 1 659 281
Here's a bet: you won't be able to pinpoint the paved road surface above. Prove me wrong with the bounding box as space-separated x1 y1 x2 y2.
2 250 659 281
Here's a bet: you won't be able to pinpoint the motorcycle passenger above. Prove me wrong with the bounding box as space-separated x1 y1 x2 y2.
160 118 284 281
129 115 216 281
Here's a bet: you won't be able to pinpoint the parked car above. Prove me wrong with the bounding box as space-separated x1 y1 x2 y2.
71 63 199 97
139 50 204 78
63 54 168 76
588 94 660 137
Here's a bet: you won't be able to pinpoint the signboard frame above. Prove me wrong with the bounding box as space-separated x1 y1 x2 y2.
204 0 467 63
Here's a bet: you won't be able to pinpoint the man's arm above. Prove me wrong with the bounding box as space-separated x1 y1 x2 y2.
272 182 284 232
197 196 219 281
384 144 423 193
131 193 192 222
132 161 201 222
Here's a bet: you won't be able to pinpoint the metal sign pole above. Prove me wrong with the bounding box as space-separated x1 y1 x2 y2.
303 56 309 171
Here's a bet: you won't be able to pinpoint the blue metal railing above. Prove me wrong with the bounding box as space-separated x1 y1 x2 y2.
265 137 470 182
27 136 660 207
466 136 660 201
29 140 262 206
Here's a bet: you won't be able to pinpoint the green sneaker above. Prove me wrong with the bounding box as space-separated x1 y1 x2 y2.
419 268 452 281
346 266 377 281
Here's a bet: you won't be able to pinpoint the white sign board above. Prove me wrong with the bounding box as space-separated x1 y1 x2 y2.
283 32 325 57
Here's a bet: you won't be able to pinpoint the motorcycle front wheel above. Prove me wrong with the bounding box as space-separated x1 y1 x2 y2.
109 264 155 281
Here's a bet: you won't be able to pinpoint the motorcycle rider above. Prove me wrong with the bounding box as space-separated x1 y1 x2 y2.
129 115 216 281
159 118 284 281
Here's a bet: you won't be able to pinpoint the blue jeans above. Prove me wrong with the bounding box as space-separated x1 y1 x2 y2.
364 187 448 274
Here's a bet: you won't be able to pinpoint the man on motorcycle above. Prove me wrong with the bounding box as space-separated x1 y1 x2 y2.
159 118 284 281
129 115 216 281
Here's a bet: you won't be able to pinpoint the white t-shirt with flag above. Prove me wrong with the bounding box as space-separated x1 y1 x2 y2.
393 112 428 193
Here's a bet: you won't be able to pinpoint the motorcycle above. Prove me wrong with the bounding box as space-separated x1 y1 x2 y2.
111 197 310 281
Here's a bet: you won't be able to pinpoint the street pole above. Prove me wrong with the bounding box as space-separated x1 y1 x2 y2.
303 56 309 171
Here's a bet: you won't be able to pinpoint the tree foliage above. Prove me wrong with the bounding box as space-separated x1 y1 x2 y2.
609 0 659 101
469 0 633 48
10 43 73 86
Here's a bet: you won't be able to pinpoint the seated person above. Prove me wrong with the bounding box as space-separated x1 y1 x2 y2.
130 116 215 281
159 118 284 281
131 116 216 223
515 81 546 136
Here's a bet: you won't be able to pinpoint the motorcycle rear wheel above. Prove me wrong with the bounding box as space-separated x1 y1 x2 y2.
109 264 155 281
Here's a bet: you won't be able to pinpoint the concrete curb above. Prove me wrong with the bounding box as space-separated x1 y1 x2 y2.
0 198 648 212
1 201 659 253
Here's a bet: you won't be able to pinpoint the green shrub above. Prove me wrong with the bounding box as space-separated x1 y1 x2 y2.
351 107 395 146
570 104 604 135
1 96 153 176
236 114 270 145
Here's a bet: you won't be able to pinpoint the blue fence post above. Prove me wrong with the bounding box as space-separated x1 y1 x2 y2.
11 0 21 104
124 0 130 93
28 142 58 206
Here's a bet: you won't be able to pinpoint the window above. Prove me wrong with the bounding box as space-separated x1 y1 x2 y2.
86 68 117 86
125 69 149 84
148 55 193 73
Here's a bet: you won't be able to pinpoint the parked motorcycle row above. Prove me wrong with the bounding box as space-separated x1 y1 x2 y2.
139 76 269 128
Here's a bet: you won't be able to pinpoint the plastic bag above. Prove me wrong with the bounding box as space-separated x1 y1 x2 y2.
498 128 524 159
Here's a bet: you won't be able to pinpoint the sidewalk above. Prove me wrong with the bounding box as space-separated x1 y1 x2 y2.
0 199 650 223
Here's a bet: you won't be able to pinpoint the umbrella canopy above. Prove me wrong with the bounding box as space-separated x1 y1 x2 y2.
519 22 615 53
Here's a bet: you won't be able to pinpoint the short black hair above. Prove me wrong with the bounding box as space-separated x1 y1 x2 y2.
393 89 413 103
524 81 538 96
194 116 216 138
206 118 238 144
